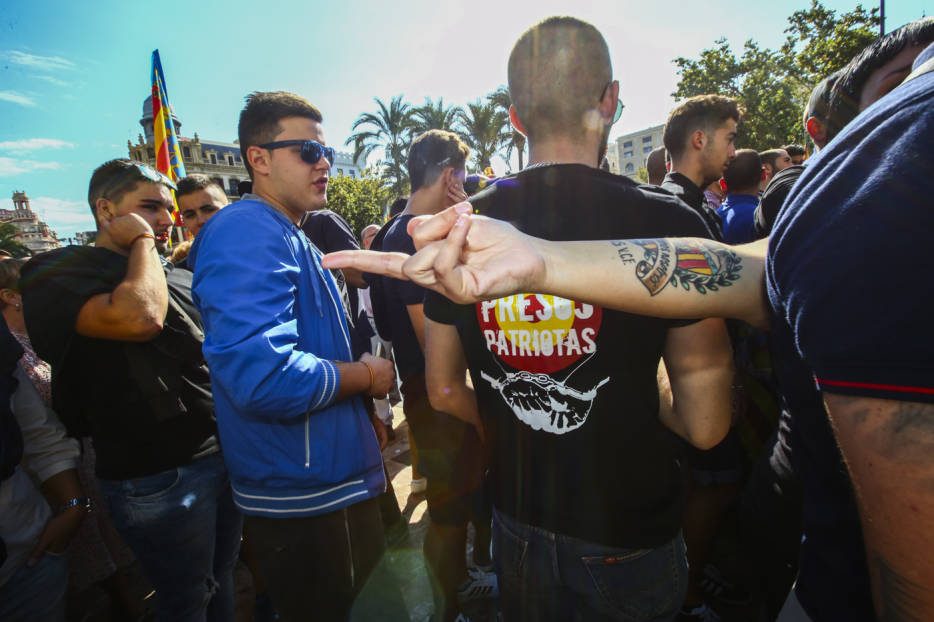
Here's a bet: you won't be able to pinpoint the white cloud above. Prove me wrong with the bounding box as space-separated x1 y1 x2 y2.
0 157 64 176
34 75 69 87
6 51 75 72
0 91 35 107
0 138 75 153
24 197 95 238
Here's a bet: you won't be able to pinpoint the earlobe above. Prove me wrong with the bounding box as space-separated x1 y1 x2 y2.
509 106 527 137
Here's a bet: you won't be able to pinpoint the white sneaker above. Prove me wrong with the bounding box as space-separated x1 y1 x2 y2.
457 566 498 603
410 477 427 494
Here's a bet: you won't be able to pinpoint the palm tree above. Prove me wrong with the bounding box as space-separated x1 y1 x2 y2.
346 95 414 196
455 100 509 173
488 86 526 171
0 223 30 257
411 97 462 135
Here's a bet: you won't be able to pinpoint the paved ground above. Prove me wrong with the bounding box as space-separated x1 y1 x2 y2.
66 404 496 622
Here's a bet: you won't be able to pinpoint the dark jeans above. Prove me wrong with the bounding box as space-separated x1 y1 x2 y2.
494 508 687 622
99 452 242 622
245 496 408 622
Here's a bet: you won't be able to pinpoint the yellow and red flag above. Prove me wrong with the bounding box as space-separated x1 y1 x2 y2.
151 50 187 235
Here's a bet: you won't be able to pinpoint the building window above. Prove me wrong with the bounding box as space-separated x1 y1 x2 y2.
228 155 235 166
624 150 633 158
229 179 239 193
213 177 224 188
147 148 155 158
623 140 632 148
210 153 217 165
643 145 653 154
337 168 344 176
349 169 356 179
183 146 191 159
235 154 241 163
202 150 207 159
642 136 652 143
625 163 635 173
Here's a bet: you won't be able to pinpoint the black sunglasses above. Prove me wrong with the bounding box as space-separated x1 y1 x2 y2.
259 140 336 166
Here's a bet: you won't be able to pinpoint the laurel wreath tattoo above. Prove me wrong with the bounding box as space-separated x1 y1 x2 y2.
612 238 743 296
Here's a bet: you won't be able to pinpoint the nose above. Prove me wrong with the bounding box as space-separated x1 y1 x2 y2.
159 206 174 227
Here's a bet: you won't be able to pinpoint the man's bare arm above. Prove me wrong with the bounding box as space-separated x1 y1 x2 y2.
658 318 734 449
322 205 769 328
825 394 934 620
75 215 168 341
425 318 483 434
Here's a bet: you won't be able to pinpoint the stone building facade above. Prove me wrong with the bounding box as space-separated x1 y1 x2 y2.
1 191 61 254
616 123 665 179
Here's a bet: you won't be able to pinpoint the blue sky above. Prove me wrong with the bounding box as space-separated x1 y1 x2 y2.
0 0 928 240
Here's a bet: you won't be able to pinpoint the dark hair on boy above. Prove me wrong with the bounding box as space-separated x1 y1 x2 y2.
238 91 323 178
176 173 224 199
723 149 762 194
663 95 744 161
407 130 469 193
759 149 786 171
87 158 175 220
830 17 934 133
388 196 409 218
782 144 806 158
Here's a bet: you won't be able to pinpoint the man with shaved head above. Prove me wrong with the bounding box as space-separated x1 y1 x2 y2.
645 146 668 185
422 16 733 621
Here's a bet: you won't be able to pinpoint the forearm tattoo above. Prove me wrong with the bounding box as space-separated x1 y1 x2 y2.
611 238 743 296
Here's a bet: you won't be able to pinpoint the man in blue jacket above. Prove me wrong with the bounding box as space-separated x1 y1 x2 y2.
189 91 398 620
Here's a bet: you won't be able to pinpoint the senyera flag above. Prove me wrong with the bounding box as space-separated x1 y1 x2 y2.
151 50 187 237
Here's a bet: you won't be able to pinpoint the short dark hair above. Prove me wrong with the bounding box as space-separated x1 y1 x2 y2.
508 16 612 140
663 95 744 160
0 258 26 296
645 146 667 185
782 144 806 158
176 173 224 199
238 91 323 179
759 149 786 171
407 130 469 193
87 158 175 220
830 17 934 134
388 196 408 218
723 149 761 193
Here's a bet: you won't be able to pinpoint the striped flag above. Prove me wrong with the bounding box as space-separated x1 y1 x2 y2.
151 50 186 183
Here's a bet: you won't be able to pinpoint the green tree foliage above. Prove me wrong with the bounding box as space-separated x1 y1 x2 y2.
455 99 509 172
0 223 30 257
488 86 526 171
346 96 414 198
635 167 649 183
672 0 879 150
324 171 392 238
411 97 462 134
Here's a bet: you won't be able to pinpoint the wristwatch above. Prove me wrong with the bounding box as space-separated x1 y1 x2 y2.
59 496 93 513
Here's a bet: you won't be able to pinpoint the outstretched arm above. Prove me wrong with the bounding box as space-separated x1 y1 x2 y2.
323 203 770 328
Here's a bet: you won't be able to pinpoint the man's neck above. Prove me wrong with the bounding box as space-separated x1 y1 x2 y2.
95 231 128 256
404 187 445 217
669 160 705 189
251 187 304 225
527 136 600 168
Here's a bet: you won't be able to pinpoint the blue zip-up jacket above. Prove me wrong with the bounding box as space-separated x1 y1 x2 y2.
189 196 384 517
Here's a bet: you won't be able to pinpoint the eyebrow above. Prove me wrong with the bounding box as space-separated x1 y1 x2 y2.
139 198 173 208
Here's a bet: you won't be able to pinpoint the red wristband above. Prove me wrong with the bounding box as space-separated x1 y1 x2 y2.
131 232 156 246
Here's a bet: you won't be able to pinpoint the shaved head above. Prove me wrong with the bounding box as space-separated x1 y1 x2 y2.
508 16 612 140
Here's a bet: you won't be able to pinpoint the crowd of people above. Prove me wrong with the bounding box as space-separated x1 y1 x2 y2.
0 12 932 622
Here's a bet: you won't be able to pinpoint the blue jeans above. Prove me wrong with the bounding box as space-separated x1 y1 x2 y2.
99 452 243 622
493 509 687 622
0 550 67 622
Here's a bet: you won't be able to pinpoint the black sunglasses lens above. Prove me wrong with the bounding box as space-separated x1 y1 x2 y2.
301 142 335 166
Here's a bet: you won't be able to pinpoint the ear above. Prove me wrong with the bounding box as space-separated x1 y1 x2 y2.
599 80 619 123
94 197 113 225
509 106 527 137
805 117 827 145
690 129 706 151
246 145 271 177
0 289 15 305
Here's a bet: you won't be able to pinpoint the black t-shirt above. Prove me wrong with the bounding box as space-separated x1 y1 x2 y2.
425 164 712 547
371 214 427 382
20 246 218 480
755 165 804 238
661 171 723 241
301 210 374 357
